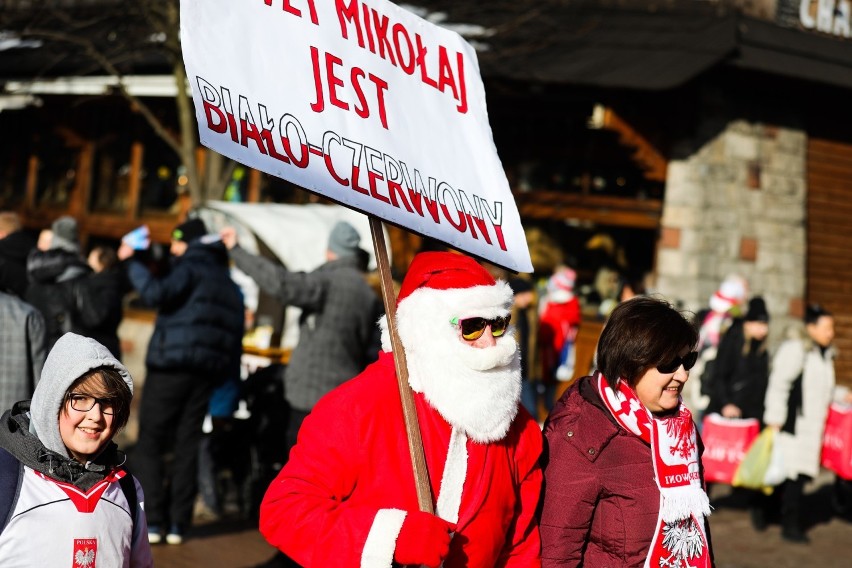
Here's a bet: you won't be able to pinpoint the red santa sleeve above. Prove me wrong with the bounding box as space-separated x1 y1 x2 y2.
258 387 405 567
496 415 544 568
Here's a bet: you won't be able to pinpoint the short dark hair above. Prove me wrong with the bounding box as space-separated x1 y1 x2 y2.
805 303 832 325
596 296 698 387
63 367 133 432
91 245 118 271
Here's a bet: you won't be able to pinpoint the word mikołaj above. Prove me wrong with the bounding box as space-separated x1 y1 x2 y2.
263 0 469 121
198 78 507 251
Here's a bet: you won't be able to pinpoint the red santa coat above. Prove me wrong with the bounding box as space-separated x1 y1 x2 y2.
259 351 543 567
539 297 581 382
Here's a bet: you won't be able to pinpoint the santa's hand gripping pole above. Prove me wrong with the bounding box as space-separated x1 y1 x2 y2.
369 217 434 515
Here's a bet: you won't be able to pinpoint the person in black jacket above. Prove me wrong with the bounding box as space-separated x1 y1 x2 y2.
118 217 244 546
25 216 98 351
82 245 127 359
706 296 770 422
706 296 771 531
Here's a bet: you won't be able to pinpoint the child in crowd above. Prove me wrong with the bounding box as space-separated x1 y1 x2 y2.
0 332 153 567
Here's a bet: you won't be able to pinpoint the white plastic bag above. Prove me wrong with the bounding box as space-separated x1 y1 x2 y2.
763 432 786 487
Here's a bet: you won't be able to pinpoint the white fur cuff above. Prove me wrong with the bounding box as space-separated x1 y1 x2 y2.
361 508 407 568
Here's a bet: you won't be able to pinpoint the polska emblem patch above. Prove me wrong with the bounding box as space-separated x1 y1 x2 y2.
73 538 97 567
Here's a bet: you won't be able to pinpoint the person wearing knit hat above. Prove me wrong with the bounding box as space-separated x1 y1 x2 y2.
706 295 770 422
744 296 769 323
220 219 383 568
686 274 750 416
168 217 208 260
259 251 542 567
171 217 207 245
49 215 80 254
25 215 98 352
326 220 362 260
705 291 772 540
117 213 244 545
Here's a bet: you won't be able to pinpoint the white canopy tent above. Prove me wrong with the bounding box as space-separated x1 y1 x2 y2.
196 201 390 350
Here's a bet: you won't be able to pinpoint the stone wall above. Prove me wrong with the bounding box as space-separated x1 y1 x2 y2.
656 119 807 347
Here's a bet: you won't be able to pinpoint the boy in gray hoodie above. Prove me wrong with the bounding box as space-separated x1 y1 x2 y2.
0 332 153 567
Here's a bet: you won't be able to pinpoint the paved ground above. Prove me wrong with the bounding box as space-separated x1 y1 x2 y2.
149 472 852 567
150 517 277 568
709 475 852 568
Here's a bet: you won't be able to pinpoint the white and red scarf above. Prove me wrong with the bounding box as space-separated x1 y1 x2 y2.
597 372 712 568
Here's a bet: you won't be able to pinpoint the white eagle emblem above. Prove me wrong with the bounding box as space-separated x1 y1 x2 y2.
74 548 96 567
659 517 704 567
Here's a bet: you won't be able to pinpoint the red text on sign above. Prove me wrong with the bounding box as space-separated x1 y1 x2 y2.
309 46 390 129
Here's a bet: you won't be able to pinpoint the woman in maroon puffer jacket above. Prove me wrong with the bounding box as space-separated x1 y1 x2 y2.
540 297 714 567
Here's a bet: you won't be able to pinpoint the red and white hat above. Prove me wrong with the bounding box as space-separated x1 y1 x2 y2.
382 251 514 350
397 251 512 316
708 274 748 314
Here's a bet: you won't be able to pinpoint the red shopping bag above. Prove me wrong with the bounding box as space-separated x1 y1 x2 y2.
701 414 761 484
821 403 852 480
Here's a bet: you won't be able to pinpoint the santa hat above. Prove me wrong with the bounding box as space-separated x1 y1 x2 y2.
398 251 492 300
382 252 513 351
397 252 511 315
546 266 577 303
708 274 748 314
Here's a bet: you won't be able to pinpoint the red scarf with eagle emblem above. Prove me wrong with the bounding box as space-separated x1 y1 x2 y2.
597 371 712 568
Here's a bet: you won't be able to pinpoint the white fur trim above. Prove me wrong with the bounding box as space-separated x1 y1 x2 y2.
380 282 513 352
547 289 575 304
404 281 514 320
361 508 407 568
379 314 392 353
435 427 468 524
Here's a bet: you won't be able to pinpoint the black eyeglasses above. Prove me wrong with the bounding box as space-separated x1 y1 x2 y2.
656 351 699 374
451 315 511 341
67 393 115 416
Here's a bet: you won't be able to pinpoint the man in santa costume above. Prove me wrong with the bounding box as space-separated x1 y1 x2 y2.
259 251 543 567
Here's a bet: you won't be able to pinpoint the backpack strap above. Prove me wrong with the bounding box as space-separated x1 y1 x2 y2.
118 470 138 531
0 447 24 532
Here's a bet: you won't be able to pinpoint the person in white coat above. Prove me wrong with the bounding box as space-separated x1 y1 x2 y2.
763 304 836 544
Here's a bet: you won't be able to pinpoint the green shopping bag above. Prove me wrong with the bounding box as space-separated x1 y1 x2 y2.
732 427 776 495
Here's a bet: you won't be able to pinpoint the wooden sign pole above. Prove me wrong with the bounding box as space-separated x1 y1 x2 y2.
369 217 434 514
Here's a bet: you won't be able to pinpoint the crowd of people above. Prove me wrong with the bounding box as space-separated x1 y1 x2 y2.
0 209 848 567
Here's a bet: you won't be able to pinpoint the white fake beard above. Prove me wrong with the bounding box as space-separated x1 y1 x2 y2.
406 335 521 443
405 329 521 444
381 282 522 443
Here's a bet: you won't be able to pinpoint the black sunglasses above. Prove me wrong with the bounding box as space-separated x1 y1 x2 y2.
451 315 511 341
656 351 699 374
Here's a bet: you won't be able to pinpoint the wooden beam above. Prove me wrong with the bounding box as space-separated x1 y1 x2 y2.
126 142 143 221
247 168 261 202
25 156 38 211
68 144 93 219
596 106 668 183
514 191 663 229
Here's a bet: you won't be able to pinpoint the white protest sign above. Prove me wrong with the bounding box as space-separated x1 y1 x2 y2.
180 0 532 272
